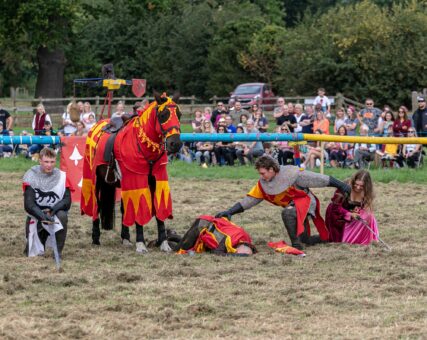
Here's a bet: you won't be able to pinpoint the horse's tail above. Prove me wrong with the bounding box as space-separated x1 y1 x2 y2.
96 168 116 230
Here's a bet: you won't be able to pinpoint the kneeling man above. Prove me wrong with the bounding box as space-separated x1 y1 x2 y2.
216 155 350 250
23 148 72 256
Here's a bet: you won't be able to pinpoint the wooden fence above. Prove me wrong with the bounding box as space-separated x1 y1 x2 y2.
1 93 370 129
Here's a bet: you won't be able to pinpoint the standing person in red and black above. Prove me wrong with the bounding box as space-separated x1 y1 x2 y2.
0 101 13 130
32 104 51 135
392 106 412 137
412 96 427 137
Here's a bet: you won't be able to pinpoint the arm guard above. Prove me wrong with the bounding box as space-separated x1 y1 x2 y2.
50 188 72 215
24 186 51 222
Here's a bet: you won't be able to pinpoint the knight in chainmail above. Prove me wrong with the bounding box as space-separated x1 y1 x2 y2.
216 155 350 250
23 148 72 256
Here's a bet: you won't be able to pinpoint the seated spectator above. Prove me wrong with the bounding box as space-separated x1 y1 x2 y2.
16 130 31 157
293 104 304 133
73 121 87 137
214 112 227 129
29 121 57 161
287 102 295 116
276 105 297 131
273 97 286 116
111 101 127 119
378 111 395 137
235 120 264 165
81 102 95 125
232 125 247 162
333 107 347 133
203 107 212 121
214 126 235 166
195 120 215 167
397 128 422 168
61 102 77 136
252 108 269 133
353 125 376 169
325 170 379 245
276 124 294 165
313 107 330 135
32 104 51 136
344 107 358 136
191 109 204 133
239 113 249 128
302 129 328 169
233 101 249 120
376 125 398 168
225 115 237 133
327 126 349 168
392 106 411 137
210 102 228 126
0 121 13 157
300 105 314 134
84 113 96 132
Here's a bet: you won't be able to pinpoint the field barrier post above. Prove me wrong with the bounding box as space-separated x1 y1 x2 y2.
320 142 325 175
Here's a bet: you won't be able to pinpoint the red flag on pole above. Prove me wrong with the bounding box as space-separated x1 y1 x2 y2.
60 136 86 202
132 79 146 97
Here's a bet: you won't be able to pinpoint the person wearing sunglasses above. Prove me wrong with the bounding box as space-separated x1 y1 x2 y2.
357 98 382 136
412 96 427 137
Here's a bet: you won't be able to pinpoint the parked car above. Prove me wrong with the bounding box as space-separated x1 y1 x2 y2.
229 83 275 110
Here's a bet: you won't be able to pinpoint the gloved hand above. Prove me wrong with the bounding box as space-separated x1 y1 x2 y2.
42 213 55 224
215 210 232 220
215 203 244 220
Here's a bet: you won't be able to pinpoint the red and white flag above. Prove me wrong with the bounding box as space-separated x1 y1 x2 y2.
60 136 86 202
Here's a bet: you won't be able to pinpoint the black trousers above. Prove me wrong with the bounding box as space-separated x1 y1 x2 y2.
25 210 68 255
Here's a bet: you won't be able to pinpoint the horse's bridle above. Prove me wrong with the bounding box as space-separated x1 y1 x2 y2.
134 102 181 174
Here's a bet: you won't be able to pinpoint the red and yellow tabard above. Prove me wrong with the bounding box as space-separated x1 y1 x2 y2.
178 215 254 254
247 181 329 240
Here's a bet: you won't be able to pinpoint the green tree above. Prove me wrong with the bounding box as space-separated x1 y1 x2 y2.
0 0 81 98
238 24 287 88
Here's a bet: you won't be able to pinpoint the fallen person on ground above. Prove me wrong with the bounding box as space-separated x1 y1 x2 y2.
215 155 350 250
176 215 257 255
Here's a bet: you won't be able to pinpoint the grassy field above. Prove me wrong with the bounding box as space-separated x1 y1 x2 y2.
0 159 426 339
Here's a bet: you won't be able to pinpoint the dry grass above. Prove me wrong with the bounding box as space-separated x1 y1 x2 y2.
0 172 426 339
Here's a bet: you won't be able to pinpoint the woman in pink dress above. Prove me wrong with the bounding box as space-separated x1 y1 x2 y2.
325 170 379 245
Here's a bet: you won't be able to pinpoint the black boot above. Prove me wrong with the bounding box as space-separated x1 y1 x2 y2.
282 208 303 250
92 219 101 245
299 219 323 246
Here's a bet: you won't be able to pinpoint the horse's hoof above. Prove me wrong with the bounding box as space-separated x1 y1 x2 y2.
160 240 172 253
122 239 133 247
92 240 101 246
136 242 148 254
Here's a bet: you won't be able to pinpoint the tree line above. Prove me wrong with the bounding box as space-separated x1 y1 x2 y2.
0 0 426 108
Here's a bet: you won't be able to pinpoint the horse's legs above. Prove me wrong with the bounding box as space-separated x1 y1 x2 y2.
120 200 132 246
92 218 101 245
156 218 172 252
135 222 148 254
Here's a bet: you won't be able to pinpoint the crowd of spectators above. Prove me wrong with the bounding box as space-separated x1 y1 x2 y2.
1 93 426 169
172 91 427 169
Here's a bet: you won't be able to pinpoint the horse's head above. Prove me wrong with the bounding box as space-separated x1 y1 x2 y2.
153 91 182 154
